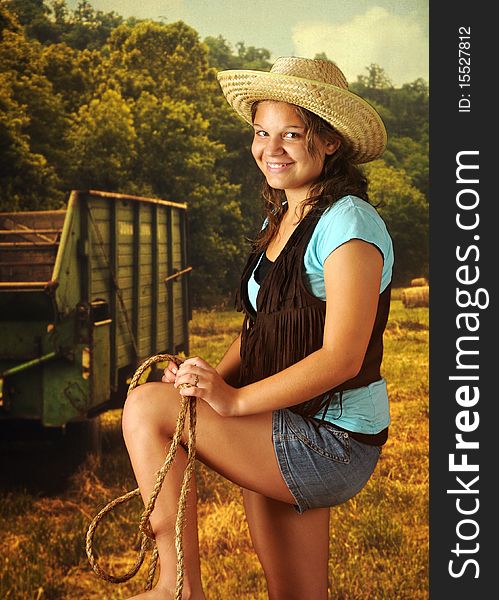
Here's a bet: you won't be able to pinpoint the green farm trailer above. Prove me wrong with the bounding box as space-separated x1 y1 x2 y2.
0 190 191 436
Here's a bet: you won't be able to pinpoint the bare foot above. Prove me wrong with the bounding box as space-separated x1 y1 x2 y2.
127 589 168 600
127 586 206 600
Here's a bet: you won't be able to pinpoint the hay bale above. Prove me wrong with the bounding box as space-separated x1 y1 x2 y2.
401 286 429 308
410 277 428 287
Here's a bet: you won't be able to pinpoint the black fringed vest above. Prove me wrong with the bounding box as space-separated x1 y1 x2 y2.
235 205 391 428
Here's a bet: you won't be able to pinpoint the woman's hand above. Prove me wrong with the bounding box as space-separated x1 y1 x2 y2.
161 360 179 383
174 357 239 417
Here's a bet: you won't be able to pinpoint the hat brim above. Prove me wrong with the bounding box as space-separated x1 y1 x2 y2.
217 69 387 164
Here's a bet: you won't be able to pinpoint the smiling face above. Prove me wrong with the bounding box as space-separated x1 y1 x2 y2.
251 101 339 203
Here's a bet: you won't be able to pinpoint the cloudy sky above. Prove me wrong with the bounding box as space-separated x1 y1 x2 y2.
67 0 428 86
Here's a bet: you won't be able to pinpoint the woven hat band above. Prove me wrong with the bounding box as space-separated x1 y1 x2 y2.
270 57 349 90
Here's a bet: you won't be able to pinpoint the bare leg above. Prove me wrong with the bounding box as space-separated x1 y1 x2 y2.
243 489 330 600
121 382 297 599
123 405 203 599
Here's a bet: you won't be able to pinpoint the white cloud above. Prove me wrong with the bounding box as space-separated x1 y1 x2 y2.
291 6 428 86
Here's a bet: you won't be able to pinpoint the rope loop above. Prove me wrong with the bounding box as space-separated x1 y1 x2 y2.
86 353 197 598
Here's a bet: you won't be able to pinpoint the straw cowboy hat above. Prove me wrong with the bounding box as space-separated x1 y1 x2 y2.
217 56 387 164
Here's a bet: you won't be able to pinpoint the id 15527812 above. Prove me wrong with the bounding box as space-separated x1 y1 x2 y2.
458 26 471 113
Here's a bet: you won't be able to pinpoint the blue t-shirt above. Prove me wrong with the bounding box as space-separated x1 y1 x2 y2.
247 195 394 434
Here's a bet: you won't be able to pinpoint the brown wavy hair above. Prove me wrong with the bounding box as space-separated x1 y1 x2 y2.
251 102 371 251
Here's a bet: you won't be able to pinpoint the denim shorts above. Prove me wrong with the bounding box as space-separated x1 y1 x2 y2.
272 409 381 513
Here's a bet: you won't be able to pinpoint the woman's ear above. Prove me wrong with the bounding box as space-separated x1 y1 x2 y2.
325 138 341 156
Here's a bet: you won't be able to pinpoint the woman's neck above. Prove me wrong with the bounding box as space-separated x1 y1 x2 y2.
283 193 313 225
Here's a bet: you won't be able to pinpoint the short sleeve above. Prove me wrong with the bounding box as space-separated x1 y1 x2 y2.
304 196 394 295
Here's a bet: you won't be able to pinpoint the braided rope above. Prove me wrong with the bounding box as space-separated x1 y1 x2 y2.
86 353 197 599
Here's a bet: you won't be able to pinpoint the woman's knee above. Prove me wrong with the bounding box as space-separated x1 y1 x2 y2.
122 385 147 439
121 382 171 439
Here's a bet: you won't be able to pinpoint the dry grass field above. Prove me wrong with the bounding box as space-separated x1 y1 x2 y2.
0 292 428 599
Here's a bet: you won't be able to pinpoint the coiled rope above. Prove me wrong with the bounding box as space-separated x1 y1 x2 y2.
86 354 197 599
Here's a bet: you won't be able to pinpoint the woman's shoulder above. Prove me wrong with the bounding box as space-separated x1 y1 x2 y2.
322 194 391 236
321 194 382 223
310 194 393 264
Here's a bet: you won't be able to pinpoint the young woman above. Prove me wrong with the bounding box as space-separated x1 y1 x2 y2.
122 56 393 600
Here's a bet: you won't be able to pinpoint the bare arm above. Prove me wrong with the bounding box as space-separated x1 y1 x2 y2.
162 332 241 385
176 239 383 417
215 333 242 387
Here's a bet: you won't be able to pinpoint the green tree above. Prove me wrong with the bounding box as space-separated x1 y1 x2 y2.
40 42 91 112
351 67 428 204
186 179 245 306
1 0 22 33
204 35 239 69
0 21 66 208
383 134 429 199
6 0 56 42
0 72 62 210
105 20 210 103
235 42 271 70
7 0 124 48
314 52 330 61
357 63 393 90
353 73 428 144
363 160 428 283
388 82 428 141
205 36 271 72
61 0 123 50
133 93 218 196
66 88 137 191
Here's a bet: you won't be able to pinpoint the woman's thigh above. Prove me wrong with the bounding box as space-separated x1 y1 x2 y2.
122 382 295 505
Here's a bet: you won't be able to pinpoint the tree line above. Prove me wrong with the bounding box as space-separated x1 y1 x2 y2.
1 0 428 306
